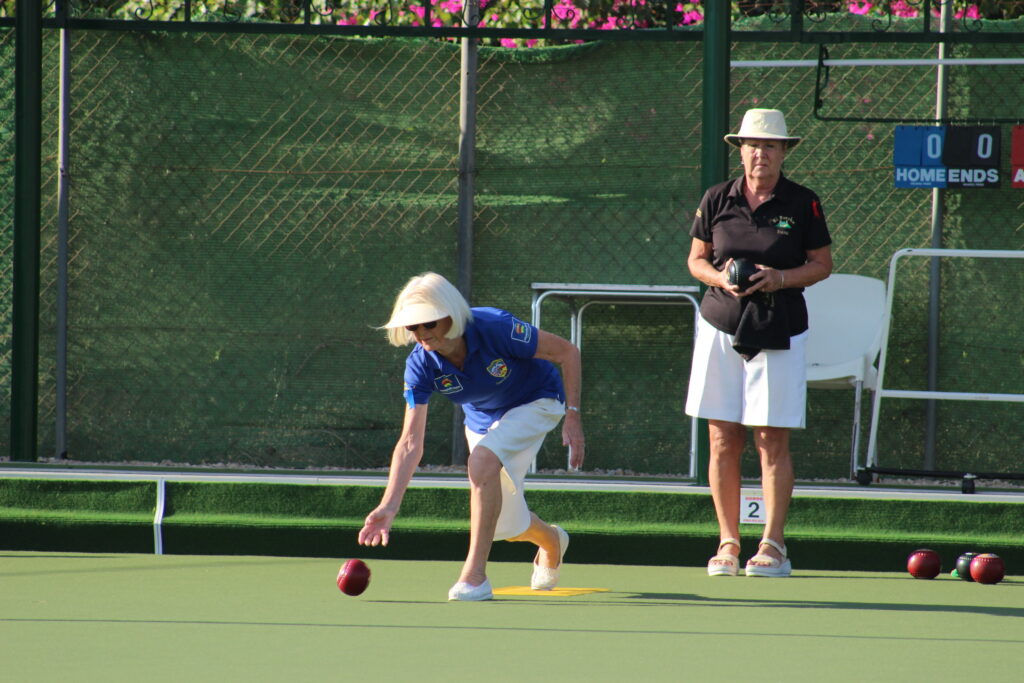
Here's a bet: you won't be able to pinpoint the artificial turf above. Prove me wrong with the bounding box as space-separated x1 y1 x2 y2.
2 553 1022 682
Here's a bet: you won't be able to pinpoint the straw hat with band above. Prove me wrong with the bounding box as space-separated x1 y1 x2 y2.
724 109 801 150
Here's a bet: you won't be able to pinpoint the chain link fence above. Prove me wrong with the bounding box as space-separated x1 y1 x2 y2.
472 41 703 474
2 14 1023 478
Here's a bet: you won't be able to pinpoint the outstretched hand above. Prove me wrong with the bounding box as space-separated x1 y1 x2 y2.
358 506 396 547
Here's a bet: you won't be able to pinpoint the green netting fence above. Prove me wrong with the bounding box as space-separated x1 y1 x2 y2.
1 15 1022 478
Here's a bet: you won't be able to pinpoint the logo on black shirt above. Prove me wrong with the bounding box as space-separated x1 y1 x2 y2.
772 215 795 233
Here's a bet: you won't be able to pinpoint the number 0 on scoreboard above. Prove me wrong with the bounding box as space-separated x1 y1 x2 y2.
894 125 1001 189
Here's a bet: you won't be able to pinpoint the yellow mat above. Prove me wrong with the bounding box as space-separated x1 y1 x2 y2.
493 586 610 597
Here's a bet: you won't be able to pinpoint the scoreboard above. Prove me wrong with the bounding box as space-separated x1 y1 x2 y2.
893 125 1001 188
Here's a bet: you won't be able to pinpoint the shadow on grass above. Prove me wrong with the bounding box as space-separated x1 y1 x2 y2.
621 590 1024 618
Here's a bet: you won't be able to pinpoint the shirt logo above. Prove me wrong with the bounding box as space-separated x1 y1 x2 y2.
487 358 510 382
511 319 532 343
434 374 464 395
773 216 795 232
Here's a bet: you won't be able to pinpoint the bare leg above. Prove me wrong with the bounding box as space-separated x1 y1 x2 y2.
458 445 503 585
708 419 746 560
749 426 793 565
506 512 562 568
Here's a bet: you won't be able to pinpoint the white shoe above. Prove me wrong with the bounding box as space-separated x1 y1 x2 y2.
531 525 570 590
707 538 741 577
745 538 792 578
448 579 493 601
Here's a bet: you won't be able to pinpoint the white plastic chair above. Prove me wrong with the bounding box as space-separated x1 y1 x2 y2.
804 274 887 478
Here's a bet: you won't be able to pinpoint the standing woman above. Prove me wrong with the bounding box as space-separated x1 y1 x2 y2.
359 272 585 600
685 109 832 577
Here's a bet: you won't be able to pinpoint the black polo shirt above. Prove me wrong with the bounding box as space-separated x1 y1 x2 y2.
690 173 832 336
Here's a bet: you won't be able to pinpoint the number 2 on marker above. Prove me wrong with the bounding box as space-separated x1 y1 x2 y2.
741 494 765 524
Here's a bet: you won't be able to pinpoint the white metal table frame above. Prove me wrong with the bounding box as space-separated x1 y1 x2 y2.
865 248 1024 469
530 282 702 475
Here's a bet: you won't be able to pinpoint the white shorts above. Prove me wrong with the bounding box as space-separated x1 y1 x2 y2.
685 315 808 429
464 397 564 541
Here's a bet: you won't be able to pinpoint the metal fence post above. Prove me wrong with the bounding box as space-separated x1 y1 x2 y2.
451 0 479 467
924 0 953 470
11 0 43 462
695 1 731 486
56 7 72 460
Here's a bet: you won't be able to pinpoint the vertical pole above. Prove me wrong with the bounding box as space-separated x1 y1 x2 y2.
924 2 952 469
695 1 730 486
56 13 71 459
451 2 479 466
11 0 43 462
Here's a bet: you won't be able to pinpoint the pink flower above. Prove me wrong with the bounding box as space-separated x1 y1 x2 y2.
890 1 918 18
932 4 981 19
500 38 518 48
681 10 703 25
848 2 872 15
553 0 581 28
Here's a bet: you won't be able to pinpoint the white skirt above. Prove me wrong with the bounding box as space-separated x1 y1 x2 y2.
685 315 808 429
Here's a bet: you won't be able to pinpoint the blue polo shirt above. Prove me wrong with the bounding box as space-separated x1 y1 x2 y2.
403 307 565 433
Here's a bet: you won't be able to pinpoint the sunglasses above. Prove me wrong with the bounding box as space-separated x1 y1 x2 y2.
405 320 438 332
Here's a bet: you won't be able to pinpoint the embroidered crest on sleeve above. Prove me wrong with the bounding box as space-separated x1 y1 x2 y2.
511 319 532 343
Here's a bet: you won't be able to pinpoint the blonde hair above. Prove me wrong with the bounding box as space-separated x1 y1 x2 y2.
384 272 473 346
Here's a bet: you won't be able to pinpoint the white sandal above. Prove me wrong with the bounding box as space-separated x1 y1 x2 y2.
745 538 792 577
707 538 741 577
